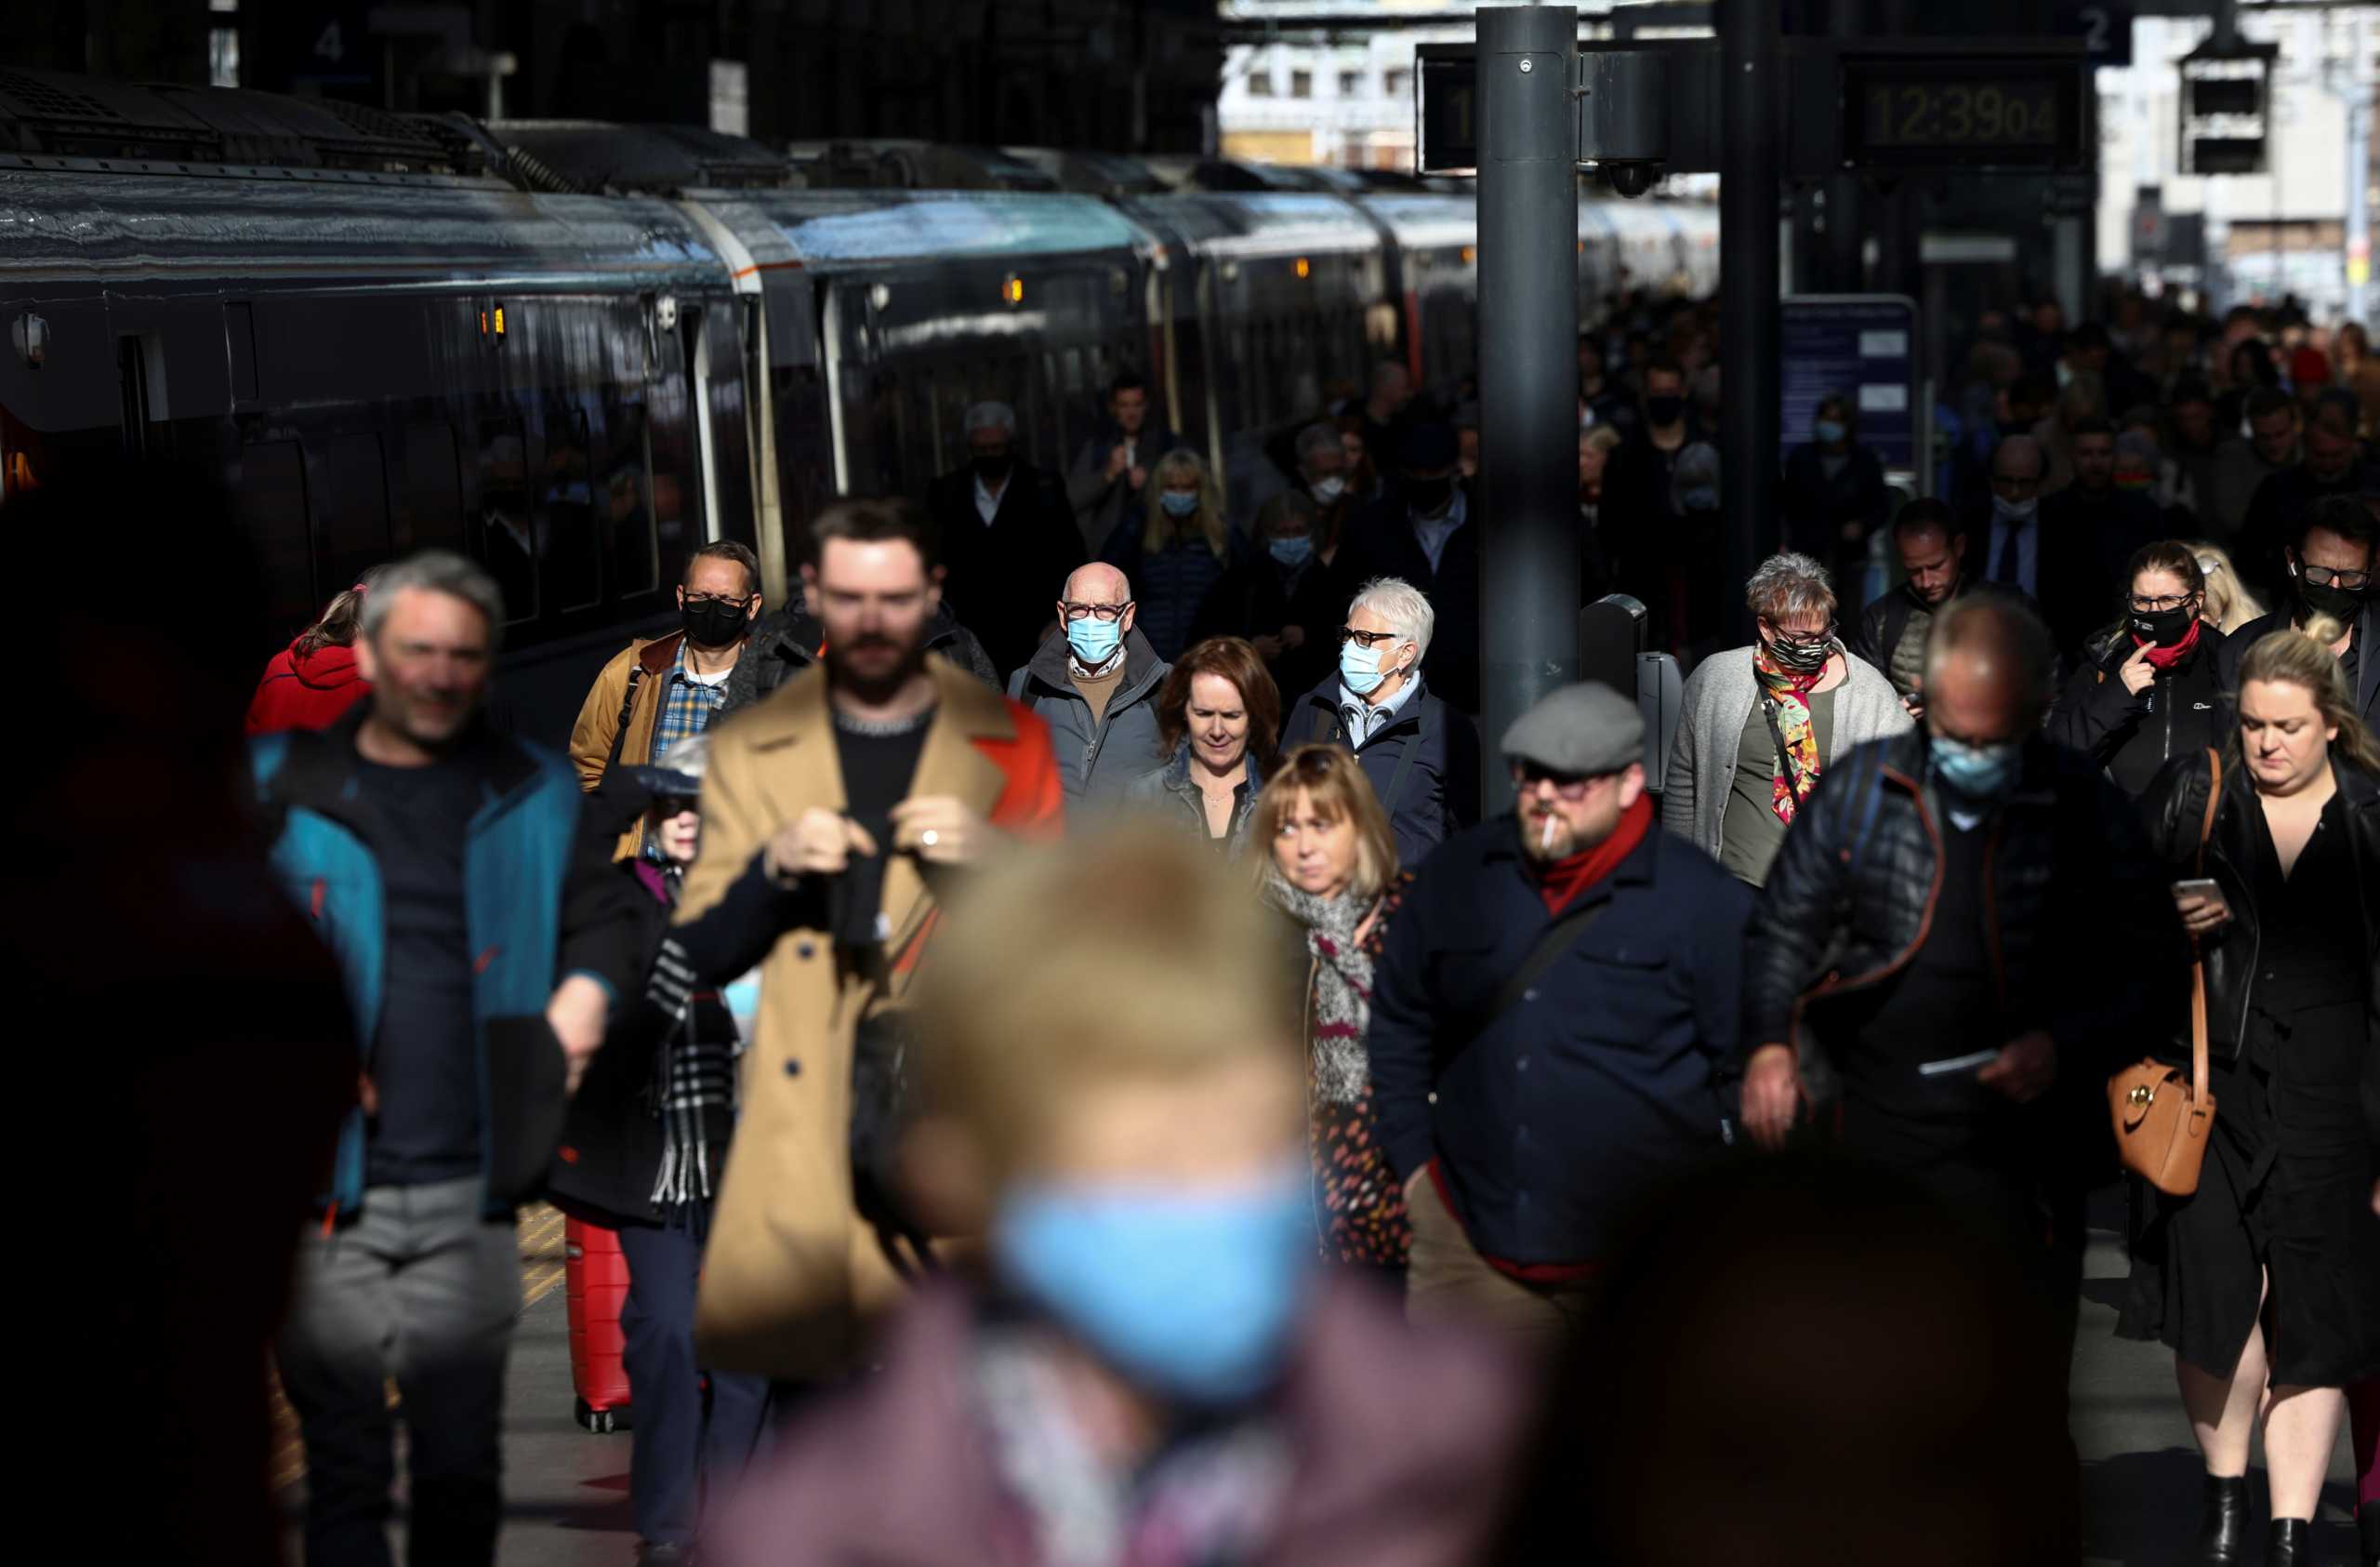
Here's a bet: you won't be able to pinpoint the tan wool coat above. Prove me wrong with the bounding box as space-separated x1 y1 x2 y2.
680 657 1064 1381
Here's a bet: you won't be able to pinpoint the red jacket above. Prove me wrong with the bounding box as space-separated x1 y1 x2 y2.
245 641 370 736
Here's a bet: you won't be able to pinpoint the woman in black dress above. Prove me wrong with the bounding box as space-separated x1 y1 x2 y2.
2125 616 2380 1567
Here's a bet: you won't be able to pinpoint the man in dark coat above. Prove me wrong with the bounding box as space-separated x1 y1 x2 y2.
1368 683 1752 1353
1851 498 2028 716
1739 595 2182 1400
1336 421 1481 713
923 401 1084 680
1193 489 1347 703
2215 496 2380 727
1287 575 1478 871
1780 393 1891 591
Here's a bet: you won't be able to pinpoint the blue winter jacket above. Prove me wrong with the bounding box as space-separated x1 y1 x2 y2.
251 710 631 1219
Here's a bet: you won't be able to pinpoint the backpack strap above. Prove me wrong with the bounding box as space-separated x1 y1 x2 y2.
602 662 650 775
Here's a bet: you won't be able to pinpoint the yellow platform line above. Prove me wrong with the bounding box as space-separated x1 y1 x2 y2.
271 1202 575 1494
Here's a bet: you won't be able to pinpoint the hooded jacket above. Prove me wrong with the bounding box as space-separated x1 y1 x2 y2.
1006 627 1172 810
245 639 371 736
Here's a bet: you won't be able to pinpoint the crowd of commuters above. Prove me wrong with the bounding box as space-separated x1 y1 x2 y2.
167 285 2380 1567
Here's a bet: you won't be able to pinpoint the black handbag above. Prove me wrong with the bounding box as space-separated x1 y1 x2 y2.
849 1006 932 1253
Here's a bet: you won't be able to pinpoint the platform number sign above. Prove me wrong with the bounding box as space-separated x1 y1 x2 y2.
274 1 372 87
2057 0 2133 69
313 21 345 65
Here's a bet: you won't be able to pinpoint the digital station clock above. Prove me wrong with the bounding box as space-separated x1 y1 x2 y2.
1841 57 2087 169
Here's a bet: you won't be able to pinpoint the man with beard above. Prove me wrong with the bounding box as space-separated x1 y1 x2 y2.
2217 495 2380 727
570 541 764 857
1367 683 1752 1353
668 496 1065 1383
2237 390 2380 600
1851 499 2016 716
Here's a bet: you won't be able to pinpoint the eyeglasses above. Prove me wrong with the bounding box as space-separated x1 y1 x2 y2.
1059 600 1132 622
2127 593 2196 613
2301 564 2373 591
682 592 754 609
1340 626 1400 648
1509 760 1600 801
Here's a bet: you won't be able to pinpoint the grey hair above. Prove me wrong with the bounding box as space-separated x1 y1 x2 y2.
964 401 1016 435
1351 575 1435 662
358 549 506 649
1744 551 1836 623
1294 421 1342 470
1924 593 2056 722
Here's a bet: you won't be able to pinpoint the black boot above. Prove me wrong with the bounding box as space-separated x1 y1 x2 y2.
2263 1519 2310 1566
2192 1475 2253 1564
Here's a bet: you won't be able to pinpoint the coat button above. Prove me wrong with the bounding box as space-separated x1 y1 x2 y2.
1523 988 1539 1003
1516 1055 1530 1072
783 1059 801 1077
797 941 816 959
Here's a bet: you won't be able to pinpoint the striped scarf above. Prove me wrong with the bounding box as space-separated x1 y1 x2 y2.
636 862 742 1210
1263 870 1377 1106
1752 644 1826 827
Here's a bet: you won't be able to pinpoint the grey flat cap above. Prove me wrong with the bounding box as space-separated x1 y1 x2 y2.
1501 682 1644 776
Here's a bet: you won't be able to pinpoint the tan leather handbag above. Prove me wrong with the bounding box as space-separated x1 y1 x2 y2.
2108 750 2222 1197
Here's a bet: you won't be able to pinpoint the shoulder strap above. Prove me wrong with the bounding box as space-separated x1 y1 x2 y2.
1466 900 1610 1049
2195 747 2222 874
1309 701 1339 743
602 661 650 774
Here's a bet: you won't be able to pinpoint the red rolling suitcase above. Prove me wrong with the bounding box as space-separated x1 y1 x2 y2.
564 1216 634 1433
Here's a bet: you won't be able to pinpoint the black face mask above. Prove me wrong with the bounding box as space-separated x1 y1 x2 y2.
1406 476 1455 517
2295 573 2369 623
1645 394 1686 427
972 452 1013 483
1998 418 2034 438
681 595 750 650
2129 604 2195 648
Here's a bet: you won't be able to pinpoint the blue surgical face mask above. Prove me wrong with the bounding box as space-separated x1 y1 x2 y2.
1815 418 1848 445
1340 639 1395 696
992 1162 1314 1405
1679 485 1720 513
1929 734 2024 799
1268 534 1314 568
1065 616 1123 665
1159 489 1200 518
1990 493 2039 524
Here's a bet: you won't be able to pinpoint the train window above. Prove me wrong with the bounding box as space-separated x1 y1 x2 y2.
543 405 600 613
116 335 165 457
235 440 314 637
223 303 258 405
315 432 392 596
602 404 658 600
471 418 538 623
400 422 464 553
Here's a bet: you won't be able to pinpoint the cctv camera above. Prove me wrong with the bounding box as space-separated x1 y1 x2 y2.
1603 162 1661 199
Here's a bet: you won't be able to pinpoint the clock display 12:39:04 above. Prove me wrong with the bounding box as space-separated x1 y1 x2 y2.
1861 81 2060 147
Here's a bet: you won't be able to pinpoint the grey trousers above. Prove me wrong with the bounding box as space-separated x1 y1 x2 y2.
276 1178 519 1567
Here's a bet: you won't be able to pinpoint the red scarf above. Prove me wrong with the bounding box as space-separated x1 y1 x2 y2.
1532 795 1653 914
2133 617 2204 671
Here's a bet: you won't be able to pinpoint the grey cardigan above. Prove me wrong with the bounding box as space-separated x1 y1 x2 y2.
1659 643 1913 860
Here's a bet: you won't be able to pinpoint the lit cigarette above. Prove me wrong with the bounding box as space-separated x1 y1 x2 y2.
1540 815 1556 853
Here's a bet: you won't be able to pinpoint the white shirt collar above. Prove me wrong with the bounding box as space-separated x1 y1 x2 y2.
973 471 1005 525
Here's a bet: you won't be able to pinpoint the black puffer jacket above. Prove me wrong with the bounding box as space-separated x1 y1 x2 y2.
2135 750 2380 1069
1743 731 2185 1109
721 604 998 715
2045 622 2230 799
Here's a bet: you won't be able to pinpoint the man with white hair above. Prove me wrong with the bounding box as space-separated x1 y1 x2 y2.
1662 551 1911 888
925 399 1084 679
1009 561 1172 808
1290 575 1479 870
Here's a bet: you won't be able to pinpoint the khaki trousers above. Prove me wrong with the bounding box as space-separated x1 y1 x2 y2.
1403 1170 1598 1358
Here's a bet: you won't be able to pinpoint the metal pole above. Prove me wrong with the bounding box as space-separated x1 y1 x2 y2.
1475 4 1580 814
1719 0 1781 649
2348 12 2371 325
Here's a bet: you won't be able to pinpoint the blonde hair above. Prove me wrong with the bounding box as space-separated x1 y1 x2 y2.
2187 542 2268 635
2237 616 2380 774
1249 744 1401 903
912 824 1300 1170
1144 447 1229 561
1582 424 1623 455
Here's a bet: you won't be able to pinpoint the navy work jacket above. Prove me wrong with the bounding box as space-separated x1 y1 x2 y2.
1368 814 1753 1268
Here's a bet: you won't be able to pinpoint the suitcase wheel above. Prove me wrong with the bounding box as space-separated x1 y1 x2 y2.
575 1398 617 1435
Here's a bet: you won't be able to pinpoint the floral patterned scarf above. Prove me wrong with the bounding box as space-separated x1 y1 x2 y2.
1752 644 1827 826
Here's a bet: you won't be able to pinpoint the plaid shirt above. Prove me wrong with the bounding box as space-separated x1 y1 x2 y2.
650 638 730 763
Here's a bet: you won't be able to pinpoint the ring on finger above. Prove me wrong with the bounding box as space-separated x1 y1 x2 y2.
920 828 939 848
